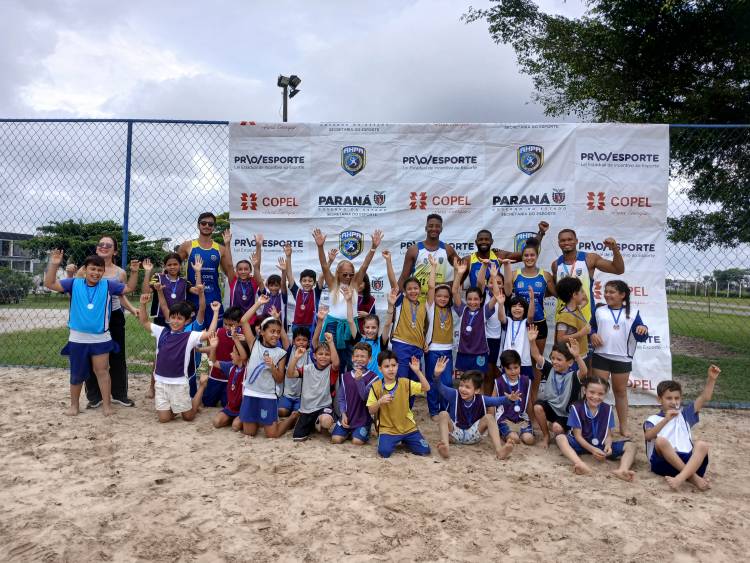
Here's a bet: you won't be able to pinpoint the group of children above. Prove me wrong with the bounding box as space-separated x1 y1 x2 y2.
45 228 720 491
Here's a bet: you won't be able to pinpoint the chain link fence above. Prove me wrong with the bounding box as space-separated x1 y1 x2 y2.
0 120 747 399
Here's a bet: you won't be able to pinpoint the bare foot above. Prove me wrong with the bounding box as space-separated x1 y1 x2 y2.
574 462 592 475
102 405 114 417
612 469 635 482
65 405 80 416
496 442 514 460
665 476 682 491
540 435 550 449
145 387 155 399
437 441 450 459
690 475 712 491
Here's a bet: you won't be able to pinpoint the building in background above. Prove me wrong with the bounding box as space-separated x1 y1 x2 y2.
0 232 40 274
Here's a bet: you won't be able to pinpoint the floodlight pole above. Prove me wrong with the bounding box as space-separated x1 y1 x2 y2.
282 85 288 122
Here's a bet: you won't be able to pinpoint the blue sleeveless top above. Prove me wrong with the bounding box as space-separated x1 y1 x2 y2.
187 240 222 302
513 268 547 321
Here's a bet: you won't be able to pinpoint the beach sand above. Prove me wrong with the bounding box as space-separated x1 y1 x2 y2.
1 367 748 562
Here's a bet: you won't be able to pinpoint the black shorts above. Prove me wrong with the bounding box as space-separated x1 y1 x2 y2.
531 319 548 340
487 337 501 365
591 353 632 374
535 400 569 430
293 407 333 441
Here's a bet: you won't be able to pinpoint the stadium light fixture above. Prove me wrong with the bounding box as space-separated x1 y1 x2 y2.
277 74 302 122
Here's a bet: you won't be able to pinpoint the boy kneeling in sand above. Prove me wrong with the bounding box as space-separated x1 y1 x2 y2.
138 294 217 422
643 365 720 491
432 358 516 460
367 351 431 458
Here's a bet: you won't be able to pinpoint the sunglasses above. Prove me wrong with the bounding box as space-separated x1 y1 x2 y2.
341 272 355 278
199 221 215 227
97 242 114 249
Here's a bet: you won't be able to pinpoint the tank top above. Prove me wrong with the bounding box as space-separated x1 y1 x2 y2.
411 241 450 300
513 268 547 321
153 273 189 318
455 303 490 355
501 318 531 366
426 302 453 350
229 277 257 314
187 240 222 302
569 401 612 446
554 252 592 322
494 374 531 423
469 251 501 288
391 294 427 347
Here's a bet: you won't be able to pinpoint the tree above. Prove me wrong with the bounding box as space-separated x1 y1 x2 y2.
713 267 749 286
464 0 750 249
0 268 34 304
22 220 170 265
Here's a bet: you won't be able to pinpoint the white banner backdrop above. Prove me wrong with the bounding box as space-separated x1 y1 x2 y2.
228 122 670 404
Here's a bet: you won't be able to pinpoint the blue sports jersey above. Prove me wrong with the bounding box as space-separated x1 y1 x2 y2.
61 278 125 334
513 269 547 321
187 240 222 302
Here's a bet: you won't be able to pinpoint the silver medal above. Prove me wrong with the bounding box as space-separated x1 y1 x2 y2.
242 295 247 301
592 438 600 446
171 293 177 299
514 405 521 413
466 325 472 332
87 303 94 310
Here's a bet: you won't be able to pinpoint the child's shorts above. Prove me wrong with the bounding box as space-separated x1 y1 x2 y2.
456 352 489 374
650 450 708 478
450 419 484 445
278 395 301 413
154 380 192 413
239 396 279 426
221 406 240 418
498 419 533 439
61 340 118 385
331 421 371 443
520 365 534 380
487 338 501 366
203 377 228 408
535 400 569 430
566 435 629 459
293 407 334 441
377 430 430 458
591 353 632 374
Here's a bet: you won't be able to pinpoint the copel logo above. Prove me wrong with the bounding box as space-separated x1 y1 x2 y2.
408 191 471 210
587 192 653 211
241 192 298 211
594 280 650 302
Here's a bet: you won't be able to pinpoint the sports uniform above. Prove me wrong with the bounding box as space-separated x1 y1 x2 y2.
187 240 223 327
644 402 708 477
390 294 427 380
149 325 205 413
292 361 338 440
411 241 451 301
554 252 593 322
494 373 533 439
332 368 379 443
566 400 629 458
436 382 510 444
367 378 430 458
239 340 286 426
228 277 258 316
513 268 548 338
591 304 648 373
534 360 582 430
425 302 454 416
500 317 533 379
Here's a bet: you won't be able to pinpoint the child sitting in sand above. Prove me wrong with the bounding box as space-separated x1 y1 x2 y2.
643 365 720 491
556 375 637 480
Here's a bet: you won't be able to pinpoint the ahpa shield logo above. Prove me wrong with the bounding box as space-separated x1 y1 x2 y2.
514 232 536 254
373 190 386 206
339 230 364 259
341 146 366 176
517 145 544 175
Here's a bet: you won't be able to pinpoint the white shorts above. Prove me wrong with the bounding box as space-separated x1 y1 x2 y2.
449 419 484 445
155 381 192 413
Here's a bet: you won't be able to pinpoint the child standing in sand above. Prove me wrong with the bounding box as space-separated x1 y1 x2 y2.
556 375 637 480
643 365 720 491
45 250 127 417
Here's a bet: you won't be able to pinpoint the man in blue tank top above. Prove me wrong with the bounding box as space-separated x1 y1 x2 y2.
178 212 234 328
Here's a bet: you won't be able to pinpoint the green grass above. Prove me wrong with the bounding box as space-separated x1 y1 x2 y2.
668 308 748 352
0 293 70 309
672 354 750 404
0 316 155 374
668 293 750 306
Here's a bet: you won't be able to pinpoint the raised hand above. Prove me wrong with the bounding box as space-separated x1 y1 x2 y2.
317 306 329 321
153 281 163 292
538 221 549 235
195 283 205 294
454 257 468 275
707 364 721 380
324 332 334 345
129 259 141 273
192 254 203 272
139 293 150 304
567 337 581 357
208 332 219 348
489 263 499 278
142 258 153 272
327 248 338 263
269 306 280 320
312 228 326 247
387 287 399 306
284 243 292 257
342 285 353 301
496 289 506 306
210 301 221 312
293 345 306 359
371 229 384 248
409 356 421 374
603 237 617 251
433 355 449 378
428 253 437 267
257 294 270 306
223 229 232 246
276 257 287 272
528 286 535 300
250 251 260 268
254 233 264 246
527 323 539 342
635 325 648 336
381 249 391 261
65 262 77 276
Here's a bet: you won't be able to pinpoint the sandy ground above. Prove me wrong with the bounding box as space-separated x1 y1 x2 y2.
2 367 749 563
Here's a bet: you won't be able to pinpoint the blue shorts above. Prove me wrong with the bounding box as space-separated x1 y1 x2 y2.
239 395 279 426
278 395 301 413
499 420 533 439
377 430 430 458
455 352 489 374
61 340 119 385
650 450 708 478
566 435 628 459
520 365 534 380
203 378 227 408
221 406 240 418
331 421 371 443
391 341 423 380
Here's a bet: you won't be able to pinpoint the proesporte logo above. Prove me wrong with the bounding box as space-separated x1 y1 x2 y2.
339 230 364 259
517 145 544 175
232 153 306 170
491 187 566 217
408 191 472 214
578 239 657 259
580 150 661 169
233 237 304 252
586 191 653 214
401 153 479 170
240 192 299 213
317 191 387 217
399 240 475 253
341 146 366 176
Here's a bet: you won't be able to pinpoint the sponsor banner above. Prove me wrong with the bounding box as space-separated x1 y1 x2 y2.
229 122 669 404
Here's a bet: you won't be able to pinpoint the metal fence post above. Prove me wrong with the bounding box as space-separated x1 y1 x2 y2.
121 120 133 269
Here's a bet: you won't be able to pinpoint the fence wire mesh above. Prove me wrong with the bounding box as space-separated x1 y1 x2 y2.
0 120 747 400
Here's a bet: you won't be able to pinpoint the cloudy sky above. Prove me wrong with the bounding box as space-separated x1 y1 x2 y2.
1 0 585 122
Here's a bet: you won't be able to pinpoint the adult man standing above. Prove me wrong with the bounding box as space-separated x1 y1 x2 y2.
178 212 234 328
551 228 625 322
397 214 459 300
